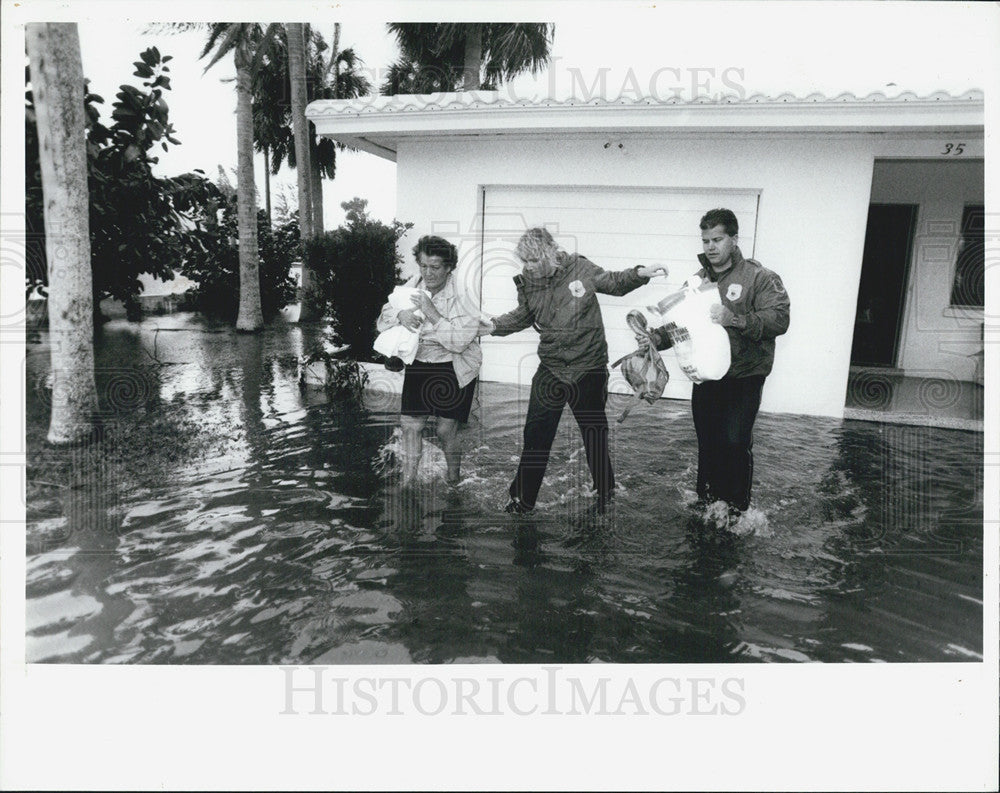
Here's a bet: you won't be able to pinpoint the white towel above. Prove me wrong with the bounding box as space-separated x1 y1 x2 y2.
374 325 420 364
387 286 428 313
374 286 429 364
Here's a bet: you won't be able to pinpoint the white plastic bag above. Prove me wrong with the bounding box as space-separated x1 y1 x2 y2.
650 276 731 383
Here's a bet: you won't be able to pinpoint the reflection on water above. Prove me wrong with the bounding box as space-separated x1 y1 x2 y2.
25 314 983 663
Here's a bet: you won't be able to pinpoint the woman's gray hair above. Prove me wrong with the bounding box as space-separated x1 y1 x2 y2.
515 227 558 263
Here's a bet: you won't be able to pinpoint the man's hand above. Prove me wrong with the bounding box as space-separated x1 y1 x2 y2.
397 308 422 331
410 291 441 323
637 264 668 279
710 303 744 328
477 317 496 336
634 331 651 352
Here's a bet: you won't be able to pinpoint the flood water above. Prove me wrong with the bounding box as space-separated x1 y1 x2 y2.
25 314 984 663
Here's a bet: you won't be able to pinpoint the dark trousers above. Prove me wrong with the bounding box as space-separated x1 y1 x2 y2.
691 375 766 512
510 365 614 509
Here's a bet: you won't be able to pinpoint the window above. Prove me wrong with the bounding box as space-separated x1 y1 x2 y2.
949 204 984 308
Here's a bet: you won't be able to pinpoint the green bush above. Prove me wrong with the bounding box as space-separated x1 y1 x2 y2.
305 198 412 359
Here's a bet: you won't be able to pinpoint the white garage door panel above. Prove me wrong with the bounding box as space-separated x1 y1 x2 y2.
480 185 760 399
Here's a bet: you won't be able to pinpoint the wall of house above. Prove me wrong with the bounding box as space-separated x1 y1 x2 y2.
138 270 199 297
394 133 880 417
869 159 984 383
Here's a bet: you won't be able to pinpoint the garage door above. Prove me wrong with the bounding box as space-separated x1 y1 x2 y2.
478 185 760 399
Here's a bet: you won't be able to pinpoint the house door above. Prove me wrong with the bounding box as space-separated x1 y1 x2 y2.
850 204 917 367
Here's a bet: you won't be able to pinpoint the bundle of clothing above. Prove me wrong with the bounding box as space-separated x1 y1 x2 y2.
373 286 429 367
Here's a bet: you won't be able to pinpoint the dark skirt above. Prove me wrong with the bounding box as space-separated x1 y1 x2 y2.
400 360 477 423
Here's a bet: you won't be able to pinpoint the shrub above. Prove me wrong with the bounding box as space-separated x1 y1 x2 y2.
180 202 298 320
305 198 412 359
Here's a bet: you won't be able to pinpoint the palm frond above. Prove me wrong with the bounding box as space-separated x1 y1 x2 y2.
249 23 283 77
385 22 554 93
201 23 265 72
483 23 554 83
144 22 203 36
199 22 234 62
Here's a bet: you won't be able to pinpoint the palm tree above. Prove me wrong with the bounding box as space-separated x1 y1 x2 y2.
309 27 372 232
26 22 99 445
286 23 313 241
250 24 371 322
199 23 284 332
286 22 323 322
308 31 372 234
253 25 371 236
384 23 554 95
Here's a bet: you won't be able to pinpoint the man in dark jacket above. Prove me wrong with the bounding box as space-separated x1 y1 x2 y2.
486 227 667 514
643 208 790 517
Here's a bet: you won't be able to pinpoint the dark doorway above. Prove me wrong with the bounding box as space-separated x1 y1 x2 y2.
850 204 918 367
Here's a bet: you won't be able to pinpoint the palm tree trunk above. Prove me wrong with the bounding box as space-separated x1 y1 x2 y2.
287 22 321 321
331 23 341 86
234 50 264 332
26 22 99 445
263 144 272 227
309 134 324 235
462 25 483 90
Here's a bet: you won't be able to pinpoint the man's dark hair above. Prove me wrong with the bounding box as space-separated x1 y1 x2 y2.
412 235 459 270
699 209 739 237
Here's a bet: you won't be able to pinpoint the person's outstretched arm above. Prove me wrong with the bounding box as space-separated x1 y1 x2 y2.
489 276 535 336
589 260 667 296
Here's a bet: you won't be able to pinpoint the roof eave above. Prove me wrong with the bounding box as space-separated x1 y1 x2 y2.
307 92 984 163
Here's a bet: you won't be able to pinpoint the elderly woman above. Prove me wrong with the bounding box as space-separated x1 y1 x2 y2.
377 235 482 486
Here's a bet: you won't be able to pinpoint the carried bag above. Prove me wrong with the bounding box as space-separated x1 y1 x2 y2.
611 311 670 422
649 276 731 384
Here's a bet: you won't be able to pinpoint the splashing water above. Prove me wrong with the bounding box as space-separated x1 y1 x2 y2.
701 500 771 537
730 506 772 537
374 427 449 483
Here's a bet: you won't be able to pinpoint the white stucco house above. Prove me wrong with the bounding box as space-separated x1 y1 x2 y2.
306 89 984 418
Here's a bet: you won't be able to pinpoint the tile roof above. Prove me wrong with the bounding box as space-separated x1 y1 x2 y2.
308 89 984 117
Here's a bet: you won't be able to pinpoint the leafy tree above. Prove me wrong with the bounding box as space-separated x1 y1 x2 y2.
26 46 213 321
383 23 554 94
87 48 190 319
26 22 99 444
305 198 412 359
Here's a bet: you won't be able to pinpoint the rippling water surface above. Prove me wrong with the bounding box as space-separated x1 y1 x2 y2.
25 315 983 663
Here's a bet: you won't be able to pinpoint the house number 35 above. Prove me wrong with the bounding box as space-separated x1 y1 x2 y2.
941 143 966 155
